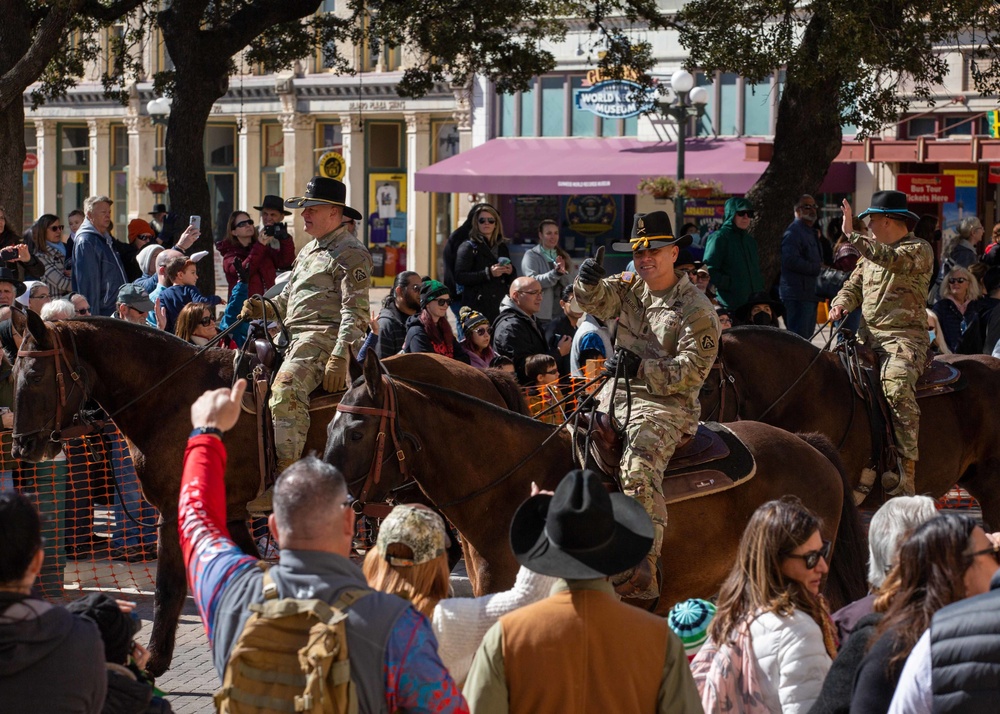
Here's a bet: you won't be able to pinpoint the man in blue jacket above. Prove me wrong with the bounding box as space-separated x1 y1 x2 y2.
72 196 127 317
779 195 823 338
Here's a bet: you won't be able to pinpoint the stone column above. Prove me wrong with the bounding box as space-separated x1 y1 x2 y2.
405 112 431 275
87 119 111 198
280 112 316 250
340 113 365 235
35 120 58 218
125 114 156 219
452 86 475 220
239 116 263 217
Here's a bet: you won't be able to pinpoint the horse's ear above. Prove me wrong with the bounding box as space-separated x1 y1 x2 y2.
363 348 384 401
23 308 50 349
348 344 364 383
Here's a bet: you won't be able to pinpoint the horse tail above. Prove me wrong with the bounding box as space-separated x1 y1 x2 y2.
484 368 531 415
796 431 869 609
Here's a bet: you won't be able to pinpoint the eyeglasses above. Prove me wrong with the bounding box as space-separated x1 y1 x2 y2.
472 326 489 336
138 234 154 241
948 277 968 285
965 542 1000 565
76 307 91 315
784 540 831 569
49 225 64 231
234 219 254 229
735 211 754 218
31 293 49 300
199 315 217 326
545 368 560 375
407 284 422 292
478 217 496 225
518 289 543 296
798 203 818 210
126 305 146 314
433 298 452 307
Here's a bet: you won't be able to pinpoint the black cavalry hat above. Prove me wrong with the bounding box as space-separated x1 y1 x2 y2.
735 290 785 323
510 469 653 579
253 194 292 217
148 203 168 215
612 211 692 252
284 177 363 221
857 190 919 223
0 267 26 296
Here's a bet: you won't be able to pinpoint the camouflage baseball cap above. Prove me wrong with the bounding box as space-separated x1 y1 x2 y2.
377 504 448 567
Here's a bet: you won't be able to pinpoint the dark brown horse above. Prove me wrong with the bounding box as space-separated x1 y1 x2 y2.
701 326 1000 525
10 312 522 675
325 351 868 612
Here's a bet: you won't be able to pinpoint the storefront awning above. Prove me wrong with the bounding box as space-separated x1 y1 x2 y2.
415 137 856 196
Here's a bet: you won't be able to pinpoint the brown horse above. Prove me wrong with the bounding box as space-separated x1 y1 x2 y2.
701 326 1000 525
325 351 868 612
10 311 523 675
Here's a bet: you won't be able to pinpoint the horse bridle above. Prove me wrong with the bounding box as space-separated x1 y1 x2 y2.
335 373 414 514
15 328 101 442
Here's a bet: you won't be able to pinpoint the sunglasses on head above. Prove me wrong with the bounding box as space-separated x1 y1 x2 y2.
234 219 254 229
784 540 831 569
433 298 451 307
965 542 1000 565
478 216 496 225
200 314 217 326
735 210 754 218
948 277 968 285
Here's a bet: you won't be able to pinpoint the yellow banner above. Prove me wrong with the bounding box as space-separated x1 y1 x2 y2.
944 169 977 188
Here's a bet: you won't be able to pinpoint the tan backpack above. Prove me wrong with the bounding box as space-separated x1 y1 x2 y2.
215 562 370 714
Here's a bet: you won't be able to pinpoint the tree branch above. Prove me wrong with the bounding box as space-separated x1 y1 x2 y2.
79 0 148 22
0 0 82 111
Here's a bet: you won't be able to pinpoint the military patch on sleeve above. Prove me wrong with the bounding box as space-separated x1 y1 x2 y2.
621 271 636 284
352 267 368 283
700 334 716 351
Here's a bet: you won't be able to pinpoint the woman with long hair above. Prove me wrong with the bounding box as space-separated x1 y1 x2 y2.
454 204 515 323
30 214 72 298
933 265 983 352
403 280 469 363
849 513 998 713
218 209 294 299
363 502 555 685
175 302 234 348
694 496 836 712
457 306 495 370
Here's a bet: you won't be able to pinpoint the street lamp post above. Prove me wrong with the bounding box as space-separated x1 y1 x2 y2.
658 70 709 229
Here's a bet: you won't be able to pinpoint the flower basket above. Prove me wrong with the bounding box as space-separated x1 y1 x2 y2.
147 182 167 194
678 178 724 199
637 176 678 200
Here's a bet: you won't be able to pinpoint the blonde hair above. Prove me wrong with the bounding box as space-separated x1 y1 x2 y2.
363 544 450 618
940 266 982 303
469 205 505 248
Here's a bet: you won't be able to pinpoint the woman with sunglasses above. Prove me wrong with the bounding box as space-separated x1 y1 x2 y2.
849 513 998 714
457 306 495 370
454 205 514 323
693 497 836 713
702 197 764 313
403 280 469 363
175 302 235 349
933 265 983 353
219 210 295 300
30 214 72 298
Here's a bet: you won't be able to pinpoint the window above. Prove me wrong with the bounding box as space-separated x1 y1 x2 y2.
624 113 638 137
743 78 771 136
321 0 335 10
718 73 739 136
905 117 937 138
541 77 564 137
153 125 166 172
204 125 236 167
499 93 516 137
520 80 536 137
570 76 597 137
262 123 284 198
601 118 619 137
59 126 89 221
110 125 129 228
316 122 343 153
368 123 402 169
943 115 988 137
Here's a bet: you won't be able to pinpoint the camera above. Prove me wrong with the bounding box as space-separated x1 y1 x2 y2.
263 222 288 240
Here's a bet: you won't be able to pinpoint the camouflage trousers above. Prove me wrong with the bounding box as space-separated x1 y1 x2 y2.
620 411 690 560
270 337 332 465
873 335 926 462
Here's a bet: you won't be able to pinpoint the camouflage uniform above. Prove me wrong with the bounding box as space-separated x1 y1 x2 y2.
574 270 720 565
270 225 372 464
831 232 933 461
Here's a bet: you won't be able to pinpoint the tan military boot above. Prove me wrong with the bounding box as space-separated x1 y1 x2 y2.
612 552 660 600
882 458 916 497
247 459 295 515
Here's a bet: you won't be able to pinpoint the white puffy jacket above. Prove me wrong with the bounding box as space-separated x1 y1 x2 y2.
749 608 832 713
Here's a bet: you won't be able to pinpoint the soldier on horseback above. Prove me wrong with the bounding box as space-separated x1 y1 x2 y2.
574 211 720 600
829 191 934 497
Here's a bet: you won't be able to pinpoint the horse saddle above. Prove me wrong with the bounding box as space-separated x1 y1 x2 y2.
848 343 964 398
579 415 756 505
238 338 342 416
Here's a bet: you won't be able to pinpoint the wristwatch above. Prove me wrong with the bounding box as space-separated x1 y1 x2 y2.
189 426 224 439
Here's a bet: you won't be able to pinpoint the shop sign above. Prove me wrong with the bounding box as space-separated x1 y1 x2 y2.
989 164 1000 184
22 153 38 171
318 151 346 181
574 80 655 120
896 174 955 204
565 194 617 236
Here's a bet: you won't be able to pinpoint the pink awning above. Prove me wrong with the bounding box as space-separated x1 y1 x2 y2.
415 137 855 195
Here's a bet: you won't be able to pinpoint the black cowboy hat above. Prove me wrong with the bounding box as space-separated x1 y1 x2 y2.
0 267 26 297
284 177 363 221
735 290 785 323
857 190 919 223
612 211 692 252
510 469 653 579
253 194 292 217
148 203 168 215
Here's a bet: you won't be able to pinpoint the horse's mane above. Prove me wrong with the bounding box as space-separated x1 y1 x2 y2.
726 324 821 353
482 368 531 415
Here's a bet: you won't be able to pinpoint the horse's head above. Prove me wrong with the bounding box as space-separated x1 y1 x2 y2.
324 349 410 503
12 310 90 461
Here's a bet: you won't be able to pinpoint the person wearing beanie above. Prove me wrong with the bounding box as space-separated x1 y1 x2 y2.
133 243 165 296
667 598 717 662
403 280 469 362
458 306 495 370
115 219 158 283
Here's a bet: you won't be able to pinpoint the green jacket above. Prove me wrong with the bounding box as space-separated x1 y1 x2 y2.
703 197 764 310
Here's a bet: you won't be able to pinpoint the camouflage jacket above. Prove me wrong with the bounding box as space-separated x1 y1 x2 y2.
575 270 719 427
272 225 372 357
831 232 933 340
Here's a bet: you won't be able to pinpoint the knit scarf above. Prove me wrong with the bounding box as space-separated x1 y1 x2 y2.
431 338 453 359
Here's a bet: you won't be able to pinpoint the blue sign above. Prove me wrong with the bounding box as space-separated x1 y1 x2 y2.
574 80 655 120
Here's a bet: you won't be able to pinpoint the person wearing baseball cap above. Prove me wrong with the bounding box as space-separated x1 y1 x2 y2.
830 191 933 497
464 469 701 712
115 284 155 325
240 176 371 514
573 210 720 601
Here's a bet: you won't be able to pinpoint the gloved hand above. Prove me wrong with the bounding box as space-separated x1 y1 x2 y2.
603 347 642 380
577 246 606 286
238 299 274 322
323 354 348 393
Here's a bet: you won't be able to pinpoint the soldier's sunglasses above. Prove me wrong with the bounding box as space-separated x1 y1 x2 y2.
784 540 831 570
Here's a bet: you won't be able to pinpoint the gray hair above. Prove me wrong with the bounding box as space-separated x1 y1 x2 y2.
40 299 76 321
940 265 982 302
272 456 347 540
867 495 939 588
958 216 983 240
83 195 113 216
